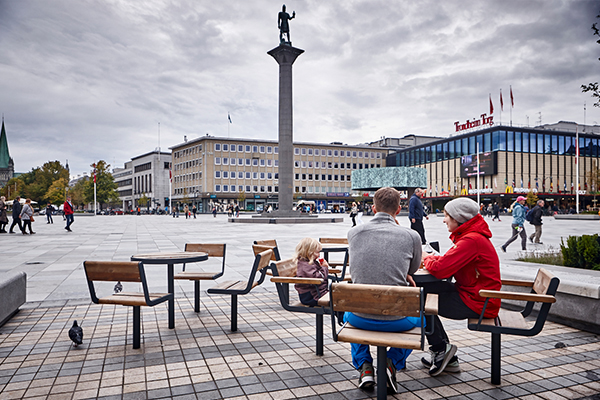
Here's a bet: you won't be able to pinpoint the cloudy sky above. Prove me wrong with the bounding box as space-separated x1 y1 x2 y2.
1 0 599 177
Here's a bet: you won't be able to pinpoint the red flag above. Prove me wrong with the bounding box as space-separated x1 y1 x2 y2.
169 169 172 182
489 94 494 115
510 85 514 107
500 89 504 111
92 163 96 183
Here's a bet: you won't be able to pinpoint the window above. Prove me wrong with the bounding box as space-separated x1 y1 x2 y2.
308 148 313 155
246 185 251 192
238 145 243 152
252 146 258 152
238 158 243 165
302 161 306 168
275 173 279 179
328 162 332 169
246 172 251 179
223 171 228 178
245 145 251 152
230 185 236 192
246 158 251 166
538 134 545 154
328 175 332 180
267 146 272 153
223 185 228 192
308 161 313 168
215 158 221 165
352 163 357 169
268 172 272 179
260 146 265 153
340 175 345 181
275 160 279 167
334 150 338 156
448 141 455 159
301 148 306 155
253 186 258 192
253 172 258 179
294 148 300 155
314 149 320 156
314 174 319 180
230 144 235 152
558 135 565 155
223 144 228 151
308 174 313 180
222 158 228 165
215 144 221 151
442 142 448 160
302 174 306 180
322 174 326 180
334 175 338 181
353 151 357 157
238 172 243 178
551 135 558 155
260 172 265 179
253 159 258 166
260 159 265 166
275 147 278 154
215 185 221 192
295 173 300 180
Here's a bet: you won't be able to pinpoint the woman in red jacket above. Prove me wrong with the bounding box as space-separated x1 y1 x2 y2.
420 197 501 377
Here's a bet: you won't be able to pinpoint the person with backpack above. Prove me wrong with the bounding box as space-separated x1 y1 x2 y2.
500 196 527 252
528 200 545 244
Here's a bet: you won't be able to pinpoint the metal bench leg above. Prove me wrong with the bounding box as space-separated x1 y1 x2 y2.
491 332 501 385
194 281 201 313
231 294 238 332
133 306 141 349
377 346 387 400
316 314 323 356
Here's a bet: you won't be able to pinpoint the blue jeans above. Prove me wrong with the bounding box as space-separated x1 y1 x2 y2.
65 214 74 229
345 313 422 370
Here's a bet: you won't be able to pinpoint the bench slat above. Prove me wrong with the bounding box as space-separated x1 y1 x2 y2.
174 271 220 280
424 293 438 315
211 280 242 291
468 317 496 326
498 309 529 329
270 277 325 285
337 325 423 350
184 243 224 257
84 261 142 282
98 292 170 306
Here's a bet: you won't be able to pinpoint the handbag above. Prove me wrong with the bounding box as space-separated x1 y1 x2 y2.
30 215 35 222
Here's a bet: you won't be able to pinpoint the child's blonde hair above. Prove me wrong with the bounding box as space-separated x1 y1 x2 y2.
294 237 322 263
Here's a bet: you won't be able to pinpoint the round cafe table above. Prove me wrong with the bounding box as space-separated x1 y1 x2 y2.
131 251 208 329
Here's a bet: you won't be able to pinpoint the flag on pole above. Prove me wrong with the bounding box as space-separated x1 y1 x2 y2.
489 93 494 115
228 113 232 123
92 163 96 183
510 85 514 107
494 178 497 188
500 89 504 111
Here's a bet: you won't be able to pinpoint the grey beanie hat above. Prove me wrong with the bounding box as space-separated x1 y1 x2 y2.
444 197 480 224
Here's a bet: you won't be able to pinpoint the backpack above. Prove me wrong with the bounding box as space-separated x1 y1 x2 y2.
525 208 534 222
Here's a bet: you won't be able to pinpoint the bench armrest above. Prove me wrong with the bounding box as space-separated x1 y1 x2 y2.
270 277 325 285
479 289 556 303
424 293 438 315
501 279 533 287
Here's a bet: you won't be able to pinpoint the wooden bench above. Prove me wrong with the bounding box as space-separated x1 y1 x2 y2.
173 243 226 313
207 249 272 332
468 268 560 385
270 257 331 356
253 239 281 260
83 261 172 349
319 237 350 281
328 283 437 400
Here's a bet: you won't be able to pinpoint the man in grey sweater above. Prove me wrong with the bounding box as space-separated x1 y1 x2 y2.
347 187 422 393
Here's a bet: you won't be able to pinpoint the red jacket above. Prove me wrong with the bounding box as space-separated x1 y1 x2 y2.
423 214 501 318
63 201 74 215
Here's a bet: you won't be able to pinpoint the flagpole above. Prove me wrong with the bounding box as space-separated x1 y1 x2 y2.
510 85 513 126
93 163 97 216
477 142 480 206
576 126 579 214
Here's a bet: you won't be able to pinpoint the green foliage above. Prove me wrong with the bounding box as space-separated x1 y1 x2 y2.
138 194 149 207
561 234 600 270
526 190 538 207
0 161 69 203
83 160 119 209
44 177 68 205
69 177 88 207
582 14 600 107
517 248 563 266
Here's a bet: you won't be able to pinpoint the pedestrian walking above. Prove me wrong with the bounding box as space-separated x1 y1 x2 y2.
192 205 197 219
528 200 545 244
184 204 189 219
9 196 24 234
501 196 527 252
350 202 358 227
408 188 429 244
212 206 217 218
46 204 54 224
492 202 501 221
0 196 8 233
20 198 35 235
64 196 74 232
235 204 240 217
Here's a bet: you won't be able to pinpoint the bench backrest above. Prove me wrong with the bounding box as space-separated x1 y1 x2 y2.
84 261 143 282
533 268 555 295
83 261 151 305
319 238 348 245
330 283 422 317
253 240 281 261
271 258 297 278
185 243 225 258
244 249 273 291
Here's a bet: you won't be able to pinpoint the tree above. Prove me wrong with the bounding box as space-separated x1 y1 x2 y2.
44 178 68 205
69 177 88 207
138 194 149 209
588 164 600 194
0 177 25 200
526 190 539 207
83 160 119 210
237 188 246 206
582 14 600 107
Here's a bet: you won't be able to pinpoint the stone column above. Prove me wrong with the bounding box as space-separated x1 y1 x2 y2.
267 44 304 214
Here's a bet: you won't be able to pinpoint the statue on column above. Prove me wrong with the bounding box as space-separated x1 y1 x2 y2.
278 4 295 44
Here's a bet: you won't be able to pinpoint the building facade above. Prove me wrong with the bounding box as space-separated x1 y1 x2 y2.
170 136 387 213
0 120 15 188
113 151 171 212
386 121 600 211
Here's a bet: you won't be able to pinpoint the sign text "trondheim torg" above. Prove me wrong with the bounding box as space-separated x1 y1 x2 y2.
454 113 494 132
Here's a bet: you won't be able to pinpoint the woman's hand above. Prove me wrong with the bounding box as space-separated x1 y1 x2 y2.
407 274 416 287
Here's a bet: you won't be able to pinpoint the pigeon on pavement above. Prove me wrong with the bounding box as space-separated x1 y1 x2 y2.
114 281 123 293
68 320 83 347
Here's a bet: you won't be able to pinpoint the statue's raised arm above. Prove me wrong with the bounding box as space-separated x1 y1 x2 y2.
278 4 295 45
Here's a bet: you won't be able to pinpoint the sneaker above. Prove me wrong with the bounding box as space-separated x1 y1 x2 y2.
386 358 399 393
421 355 460 373
500 246 506 253
428 344 458 376
529 236 534 243
357 362 375 390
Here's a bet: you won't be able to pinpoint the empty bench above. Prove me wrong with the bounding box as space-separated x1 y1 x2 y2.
468 268 560 384
83 261 172 349
207 249 272 332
